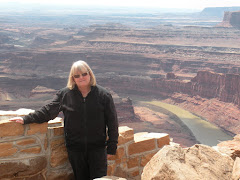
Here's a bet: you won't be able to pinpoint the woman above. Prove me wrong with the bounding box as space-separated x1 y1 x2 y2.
10 60 119 180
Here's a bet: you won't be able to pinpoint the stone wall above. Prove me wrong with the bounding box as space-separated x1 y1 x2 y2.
0 109 170 180
0 109 73 180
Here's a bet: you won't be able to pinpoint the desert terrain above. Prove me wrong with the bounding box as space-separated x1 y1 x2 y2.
0 5 240 146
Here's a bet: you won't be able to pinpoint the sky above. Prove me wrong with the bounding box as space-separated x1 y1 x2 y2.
1 0 240 10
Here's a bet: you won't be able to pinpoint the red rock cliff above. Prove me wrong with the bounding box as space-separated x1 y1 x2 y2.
191 71 240 105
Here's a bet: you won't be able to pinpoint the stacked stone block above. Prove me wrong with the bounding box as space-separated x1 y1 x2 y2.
107 126 170 179
0 109 73 180
0 119 49 179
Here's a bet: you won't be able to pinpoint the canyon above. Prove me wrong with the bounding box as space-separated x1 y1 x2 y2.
0 6 240 148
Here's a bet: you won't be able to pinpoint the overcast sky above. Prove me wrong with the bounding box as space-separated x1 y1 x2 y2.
1 0 240 9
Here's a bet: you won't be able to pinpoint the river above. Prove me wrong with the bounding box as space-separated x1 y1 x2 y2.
140 100 233 146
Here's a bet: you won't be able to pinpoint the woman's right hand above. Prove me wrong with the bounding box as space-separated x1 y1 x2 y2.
9 117 24 124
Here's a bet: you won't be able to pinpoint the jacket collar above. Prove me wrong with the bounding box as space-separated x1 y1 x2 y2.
73 85 96 93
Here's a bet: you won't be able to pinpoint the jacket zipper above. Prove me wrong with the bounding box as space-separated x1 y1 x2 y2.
83 97 88 152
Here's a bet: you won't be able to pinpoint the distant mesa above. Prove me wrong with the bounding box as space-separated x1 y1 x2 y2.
200 7 240 17
217 11 240 28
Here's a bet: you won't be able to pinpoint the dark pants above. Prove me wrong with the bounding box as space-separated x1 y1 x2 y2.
67 148 107 180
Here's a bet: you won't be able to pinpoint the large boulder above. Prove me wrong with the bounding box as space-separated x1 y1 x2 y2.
232 157 240 180
141 144 234 180
0 156 47 179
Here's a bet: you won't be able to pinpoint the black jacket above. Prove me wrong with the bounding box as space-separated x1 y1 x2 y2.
23 85 119 154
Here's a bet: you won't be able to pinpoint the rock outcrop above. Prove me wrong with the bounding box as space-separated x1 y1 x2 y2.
141 144 234 180
217 134 240 160
217 11 240 28
115 97 138 122
107 89 139 123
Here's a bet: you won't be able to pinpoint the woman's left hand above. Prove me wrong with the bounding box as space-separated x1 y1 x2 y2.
9 117 24 124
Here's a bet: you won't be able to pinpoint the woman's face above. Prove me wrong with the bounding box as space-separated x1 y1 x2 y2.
73 71 91 89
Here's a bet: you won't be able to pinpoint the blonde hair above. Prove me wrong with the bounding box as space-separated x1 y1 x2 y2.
67 60 96 90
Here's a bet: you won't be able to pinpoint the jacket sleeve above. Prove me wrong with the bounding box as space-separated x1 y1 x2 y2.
104 93 119 155
23 90 63 124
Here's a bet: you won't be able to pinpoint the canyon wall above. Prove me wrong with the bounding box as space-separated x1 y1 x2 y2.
0 110 170 180
100 71 240 106
191 71 240 104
